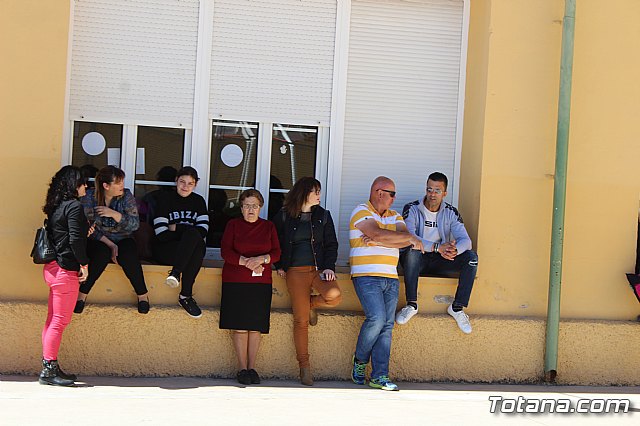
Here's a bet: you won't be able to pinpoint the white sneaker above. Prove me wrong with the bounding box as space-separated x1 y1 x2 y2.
165 271 180 289
447 304 472 334
396 305 418 325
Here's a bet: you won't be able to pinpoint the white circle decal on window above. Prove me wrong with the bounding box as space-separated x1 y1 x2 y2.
81 132 106 156
220 144 244 168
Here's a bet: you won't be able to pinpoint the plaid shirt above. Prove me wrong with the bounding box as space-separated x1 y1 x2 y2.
81 188 140 242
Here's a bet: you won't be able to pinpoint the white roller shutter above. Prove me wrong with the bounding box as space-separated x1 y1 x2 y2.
69 0 199 126
210 0 336 124
338 0 466 263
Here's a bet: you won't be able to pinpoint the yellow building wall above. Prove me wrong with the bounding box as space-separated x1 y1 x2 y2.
463 0 640 320
0 0 71 302
468 0 563 318
458 0 490 246
561 0 640 319
2 0 640 384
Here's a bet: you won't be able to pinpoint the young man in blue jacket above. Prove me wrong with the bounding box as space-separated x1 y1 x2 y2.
396 172 478 333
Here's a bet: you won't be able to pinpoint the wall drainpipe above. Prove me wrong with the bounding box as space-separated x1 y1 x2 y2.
545 0 577 383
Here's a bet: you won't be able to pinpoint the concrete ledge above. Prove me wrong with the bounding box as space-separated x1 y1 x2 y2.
1 301 638 385
59 264 460 312
557 319 640 385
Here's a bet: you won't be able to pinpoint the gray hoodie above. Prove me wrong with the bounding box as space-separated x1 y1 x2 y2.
401 198 472 254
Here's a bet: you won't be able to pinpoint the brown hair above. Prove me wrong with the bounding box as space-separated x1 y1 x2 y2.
239 189 264 207
283 177 321 218
95 165 125 206
176 166 199 182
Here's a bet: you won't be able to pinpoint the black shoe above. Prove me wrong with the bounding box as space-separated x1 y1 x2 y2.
248 369 260 384
39 360 74 387
179 297 202 318
74 300 85 314
137 299 150 314
57 366 77 381
42 358 76 381
237 369 251 385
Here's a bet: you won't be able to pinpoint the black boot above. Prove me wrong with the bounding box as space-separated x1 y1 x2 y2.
42 358 77 381
39 359 75 386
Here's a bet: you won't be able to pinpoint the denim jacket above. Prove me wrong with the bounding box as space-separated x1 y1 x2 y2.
81 188 140 242
401 198 472 254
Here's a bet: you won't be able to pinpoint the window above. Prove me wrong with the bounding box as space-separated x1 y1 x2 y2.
207 121 259 247
268 124 318 219
64 0 469 267
134 126 186 223
70 121 189 220
206 120 323 249
71 121 123 186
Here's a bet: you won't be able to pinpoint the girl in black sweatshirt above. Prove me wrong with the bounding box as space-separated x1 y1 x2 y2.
152 166 209 318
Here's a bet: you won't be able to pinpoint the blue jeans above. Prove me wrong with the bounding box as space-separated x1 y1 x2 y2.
353 276 399 379
401 249 478 306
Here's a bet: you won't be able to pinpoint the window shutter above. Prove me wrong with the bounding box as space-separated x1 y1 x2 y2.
69 0 199 126
338 0 465 263
209 0 337 125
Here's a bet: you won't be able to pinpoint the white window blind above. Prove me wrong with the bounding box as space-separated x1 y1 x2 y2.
69 0 199 126
338 0 465 263
209 0 337 125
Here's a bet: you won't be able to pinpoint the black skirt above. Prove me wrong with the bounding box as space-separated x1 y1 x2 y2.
219 282 273 333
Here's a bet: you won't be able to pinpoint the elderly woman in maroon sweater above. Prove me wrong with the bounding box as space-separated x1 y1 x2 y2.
220 189 281 385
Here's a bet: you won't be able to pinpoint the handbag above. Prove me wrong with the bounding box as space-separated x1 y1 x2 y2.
31 220 56 264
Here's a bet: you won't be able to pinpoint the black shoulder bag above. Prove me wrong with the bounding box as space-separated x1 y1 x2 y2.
31 220 56 264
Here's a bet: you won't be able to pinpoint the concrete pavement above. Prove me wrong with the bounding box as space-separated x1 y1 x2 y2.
1 375 639 425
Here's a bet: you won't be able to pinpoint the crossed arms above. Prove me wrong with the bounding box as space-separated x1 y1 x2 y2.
355 218 424 252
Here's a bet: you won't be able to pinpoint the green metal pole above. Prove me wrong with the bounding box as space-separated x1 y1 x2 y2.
545 0 576 383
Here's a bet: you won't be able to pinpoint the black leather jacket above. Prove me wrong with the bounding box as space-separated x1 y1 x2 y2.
48 199 89 271
272 206 338 272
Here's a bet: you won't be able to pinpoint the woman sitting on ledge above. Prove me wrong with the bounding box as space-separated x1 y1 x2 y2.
152 166 209 318
76 165 150 314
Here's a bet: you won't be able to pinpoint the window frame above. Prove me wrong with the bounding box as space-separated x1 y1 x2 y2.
208 120 260 196
61 0 471 266
65 120 192 194
207 119 329 220
202 119 329 258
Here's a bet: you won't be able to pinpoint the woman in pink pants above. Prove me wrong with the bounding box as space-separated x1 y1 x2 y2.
40 166 90 386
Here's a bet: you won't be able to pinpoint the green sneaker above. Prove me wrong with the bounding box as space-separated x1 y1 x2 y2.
351 355 366 385
369 376 399 391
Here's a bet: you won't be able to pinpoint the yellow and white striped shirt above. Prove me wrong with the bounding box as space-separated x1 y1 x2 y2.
349 201 405 278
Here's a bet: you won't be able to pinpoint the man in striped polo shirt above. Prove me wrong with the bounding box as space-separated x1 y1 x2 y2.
349 176 424 391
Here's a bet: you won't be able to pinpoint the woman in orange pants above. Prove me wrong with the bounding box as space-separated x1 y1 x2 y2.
273 177 342 386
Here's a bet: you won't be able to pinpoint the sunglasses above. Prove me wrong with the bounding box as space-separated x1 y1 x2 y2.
378 189 397 198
